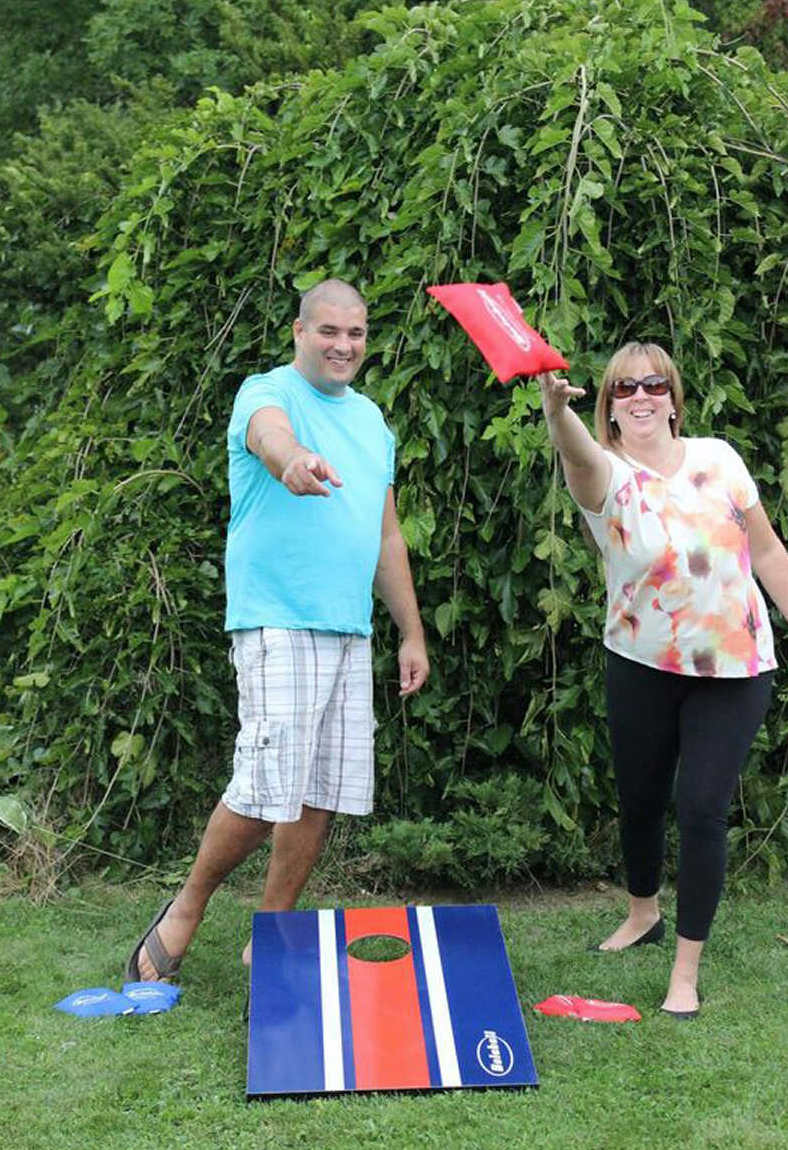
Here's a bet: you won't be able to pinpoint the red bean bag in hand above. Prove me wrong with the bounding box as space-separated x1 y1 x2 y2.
427 281 569 382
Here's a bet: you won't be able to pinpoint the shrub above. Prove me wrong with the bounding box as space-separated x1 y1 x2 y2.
1 0 787 886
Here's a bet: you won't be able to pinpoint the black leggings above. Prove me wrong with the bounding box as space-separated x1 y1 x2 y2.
606 650 773 941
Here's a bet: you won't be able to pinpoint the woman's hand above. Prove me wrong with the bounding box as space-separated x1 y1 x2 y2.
538 371 586 421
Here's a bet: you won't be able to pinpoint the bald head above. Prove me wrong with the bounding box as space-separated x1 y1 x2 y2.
298 279 367 325
293 278 368 395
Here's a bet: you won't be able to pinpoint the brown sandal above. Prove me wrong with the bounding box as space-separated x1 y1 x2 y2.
125 899 182 981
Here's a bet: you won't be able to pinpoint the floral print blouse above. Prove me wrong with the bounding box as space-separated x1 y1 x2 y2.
581 438 776 678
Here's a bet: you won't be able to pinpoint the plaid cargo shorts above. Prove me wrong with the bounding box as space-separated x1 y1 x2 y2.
221 627 375 823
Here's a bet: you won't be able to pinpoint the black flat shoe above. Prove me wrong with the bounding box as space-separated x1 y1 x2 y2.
660 991 702 1021
660 1006 698 1021
589 916 665 953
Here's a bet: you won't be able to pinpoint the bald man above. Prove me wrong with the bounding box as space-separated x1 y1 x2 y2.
127 279 429 981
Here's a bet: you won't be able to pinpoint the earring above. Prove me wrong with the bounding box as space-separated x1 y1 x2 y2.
609 414 617 424
669 410 676 421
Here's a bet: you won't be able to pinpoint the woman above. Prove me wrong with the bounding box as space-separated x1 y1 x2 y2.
539 342 788 1018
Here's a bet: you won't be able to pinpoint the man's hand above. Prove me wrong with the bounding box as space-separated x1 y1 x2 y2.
280 450 343 497
248 407 342 495
398 635 429 697
538 371 586 421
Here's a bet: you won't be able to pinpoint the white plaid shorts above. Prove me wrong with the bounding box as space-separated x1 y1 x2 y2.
221 627 375 823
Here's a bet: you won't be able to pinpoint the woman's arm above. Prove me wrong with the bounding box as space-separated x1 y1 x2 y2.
746 500 788 618
538 373 612 513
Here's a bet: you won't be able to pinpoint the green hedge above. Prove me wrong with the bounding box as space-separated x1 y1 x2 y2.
1 0 787 886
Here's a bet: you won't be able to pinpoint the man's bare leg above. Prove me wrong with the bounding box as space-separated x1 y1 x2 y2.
241 805 332 965
137 801 271 980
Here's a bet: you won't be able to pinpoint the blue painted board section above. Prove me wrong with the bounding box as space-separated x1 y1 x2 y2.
334 909 356 1091
434 905 538 1087
406 905 441 1087
247 910 324 1097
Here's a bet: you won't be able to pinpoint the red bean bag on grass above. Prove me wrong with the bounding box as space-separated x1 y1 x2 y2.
533 994 641 1023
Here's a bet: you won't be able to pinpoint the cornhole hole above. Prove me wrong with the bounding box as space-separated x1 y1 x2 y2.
246 904 538 1098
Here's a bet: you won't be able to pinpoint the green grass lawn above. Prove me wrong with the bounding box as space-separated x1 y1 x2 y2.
1 880 787 1149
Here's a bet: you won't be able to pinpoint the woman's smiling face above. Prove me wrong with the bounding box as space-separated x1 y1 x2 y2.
610 351 674 442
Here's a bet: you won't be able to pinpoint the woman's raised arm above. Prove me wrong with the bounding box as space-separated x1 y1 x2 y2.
539 372 611 514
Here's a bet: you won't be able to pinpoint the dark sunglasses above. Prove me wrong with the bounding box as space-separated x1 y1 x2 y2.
610 374 670 399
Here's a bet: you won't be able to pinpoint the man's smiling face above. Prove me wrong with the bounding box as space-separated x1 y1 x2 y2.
293 300 368 395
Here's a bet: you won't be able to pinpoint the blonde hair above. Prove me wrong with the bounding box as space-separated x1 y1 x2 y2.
593 341 684 448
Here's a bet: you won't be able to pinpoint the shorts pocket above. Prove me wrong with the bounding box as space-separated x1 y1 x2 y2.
232 720 287 807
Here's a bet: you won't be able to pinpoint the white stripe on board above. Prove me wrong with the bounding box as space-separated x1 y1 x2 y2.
416 905 462 1087
318 909 345 1091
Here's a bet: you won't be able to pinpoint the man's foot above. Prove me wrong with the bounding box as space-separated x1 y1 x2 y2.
594 914 664 952
242 938 252 966
130 897 203 981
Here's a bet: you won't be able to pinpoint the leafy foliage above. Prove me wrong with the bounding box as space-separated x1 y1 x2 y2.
0 0 408 161
0 89 180 410
0 0 101 152
693 0 788 68
83 0 389 101
1 0 787 887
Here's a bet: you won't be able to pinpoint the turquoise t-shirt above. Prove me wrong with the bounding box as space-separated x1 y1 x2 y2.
224 364 395 635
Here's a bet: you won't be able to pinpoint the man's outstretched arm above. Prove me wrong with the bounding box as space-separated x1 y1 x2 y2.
247 406 342 497
374 488 429 696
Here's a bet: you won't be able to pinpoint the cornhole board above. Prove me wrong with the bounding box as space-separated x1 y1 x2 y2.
246 904 538 1098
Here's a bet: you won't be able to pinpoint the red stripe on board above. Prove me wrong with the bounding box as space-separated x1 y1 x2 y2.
344 907 430 1090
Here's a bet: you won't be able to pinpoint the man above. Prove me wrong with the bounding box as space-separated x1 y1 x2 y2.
126 278 429 980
